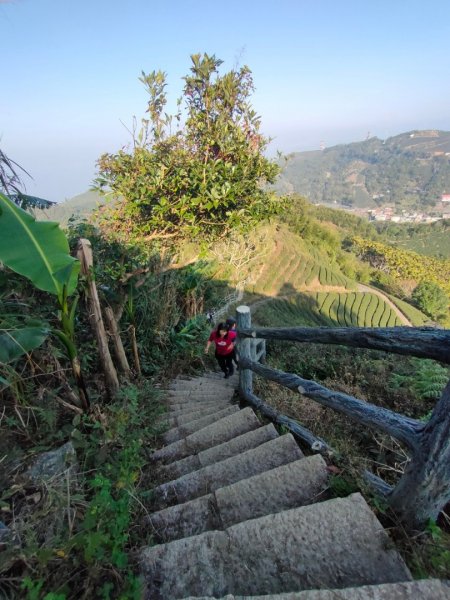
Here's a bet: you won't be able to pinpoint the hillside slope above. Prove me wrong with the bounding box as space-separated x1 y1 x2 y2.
35 190 104 225
276 130 450 209
206 224 429 328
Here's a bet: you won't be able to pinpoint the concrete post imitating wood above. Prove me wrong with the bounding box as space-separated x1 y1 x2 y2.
236 306 252 398
388 380 450 528
104 307 131 378
76 239 120 399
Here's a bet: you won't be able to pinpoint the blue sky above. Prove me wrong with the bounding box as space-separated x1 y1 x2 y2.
2 0 450 203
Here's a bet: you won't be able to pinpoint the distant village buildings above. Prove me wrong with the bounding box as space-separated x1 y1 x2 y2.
366 205 446 223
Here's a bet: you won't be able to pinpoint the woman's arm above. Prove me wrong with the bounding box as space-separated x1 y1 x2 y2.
205 340 212 354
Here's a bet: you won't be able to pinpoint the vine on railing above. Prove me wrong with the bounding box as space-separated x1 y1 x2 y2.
235 305 450 530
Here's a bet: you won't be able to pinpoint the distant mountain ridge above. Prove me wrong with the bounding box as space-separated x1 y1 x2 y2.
276 130 450 210
35 190 104 226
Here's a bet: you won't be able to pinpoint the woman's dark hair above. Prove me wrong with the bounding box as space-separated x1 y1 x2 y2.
216 322 229 337
225 317 236 328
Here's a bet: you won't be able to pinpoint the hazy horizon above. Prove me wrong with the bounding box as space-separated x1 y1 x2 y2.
3 0 450 203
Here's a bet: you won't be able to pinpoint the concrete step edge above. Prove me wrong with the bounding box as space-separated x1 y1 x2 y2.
177 578 450 599
163 406 240 444
167 404 238 427
158 424 279 481
140 493 412 599
149 407 261 464
153 433 304 508
146 454 328 542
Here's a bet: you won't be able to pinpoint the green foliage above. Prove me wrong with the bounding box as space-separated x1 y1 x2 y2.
412 360 449 400
350 236 450 297
412 281 449 320
276 130 450 210
95 53 281 240
7 383 163 599
386 295 429 326
390 359 449 405
0 323 49 363
377 219 450 259
0 193 79 299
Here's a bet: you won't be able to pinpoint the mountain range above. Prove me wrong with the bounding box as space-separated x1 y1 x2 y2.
275 130 450 210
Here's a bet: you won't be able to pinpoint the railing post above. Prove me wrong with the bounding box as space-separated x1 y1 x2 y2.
236 305 253 397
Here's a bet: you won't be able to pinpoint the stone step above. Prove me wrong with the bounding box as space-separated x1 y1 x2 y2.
149 407 261 464
170 377 237 390
159 424 279 480
168 398 233 413
163 406 240 444
146 454 328 542
140 493 411 599
167 403 237 428
153 433 303 508
168 384 236 394
179 578 450 599
166 389 236 402
167 398 235 411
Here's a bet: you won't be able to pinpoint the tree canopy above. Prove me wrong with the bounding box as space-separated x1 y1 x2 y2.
412 281 449 320
95 53 281 241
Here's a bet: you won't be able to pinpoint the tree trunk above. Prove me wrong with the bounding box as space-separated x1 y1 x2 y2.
76 239 120 399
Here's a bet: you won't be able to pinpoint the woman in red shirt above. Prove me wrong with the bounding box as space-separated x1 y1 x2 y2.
204 322 236 378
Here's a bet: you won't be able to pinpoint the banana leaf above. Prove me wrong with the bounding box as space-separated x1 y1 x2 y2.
0 325 49 363
0 192 79 298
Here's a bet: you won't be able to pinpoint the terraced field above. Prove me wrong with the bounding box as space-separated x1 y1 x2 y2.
251 250 352 296
314 292 403 327
387 295 430 326
240 226 427 329
253 292 405 328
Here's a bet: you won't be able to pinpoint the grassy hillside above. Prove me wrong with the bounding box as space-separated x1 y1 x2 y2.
205 221 430 329
276 129 450 210
35 190 104 226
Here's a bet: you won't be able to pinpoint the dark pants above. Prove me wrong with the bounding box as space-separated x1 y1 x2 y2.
215 352 234 375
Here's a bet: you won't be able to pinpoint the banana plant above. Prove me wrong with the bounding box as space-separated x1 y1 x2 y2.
0 323 49 364
0 192 89 409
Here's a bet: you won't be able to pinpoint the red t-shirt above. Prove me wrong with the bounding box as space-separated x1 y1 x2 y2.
209 330 236 356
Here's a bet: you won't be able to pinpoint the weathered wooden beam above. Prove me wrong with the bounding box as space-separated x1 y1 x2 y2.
239 326 450 365
239 357 423 451
242 389 331 453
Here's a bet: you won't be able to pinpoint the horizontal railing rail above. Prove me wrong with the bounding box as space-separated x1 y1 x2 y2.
236 305 450 530
238 325 450 365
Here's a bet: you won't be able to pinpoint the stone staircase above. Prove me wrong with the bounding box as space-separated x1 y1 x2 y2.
140 372 449 599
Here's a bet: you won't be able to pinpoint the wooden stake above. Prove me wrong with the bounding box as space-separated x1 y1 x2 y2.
104 306 132 378
76 239 120 398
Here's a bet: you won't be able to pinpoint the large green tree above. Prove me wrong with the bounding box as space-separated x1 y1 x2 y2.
412 281 449 320
95 53 281 241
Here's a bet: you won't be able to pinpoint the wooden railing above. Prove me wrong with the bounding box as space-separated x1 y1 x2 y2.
235 305 450 529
